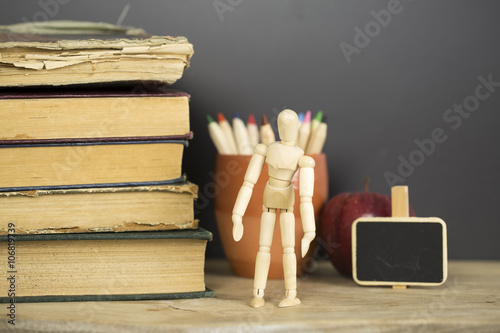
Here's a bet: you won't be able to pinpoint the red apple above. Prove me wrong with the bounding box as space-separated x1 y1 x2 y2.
320 179 416 276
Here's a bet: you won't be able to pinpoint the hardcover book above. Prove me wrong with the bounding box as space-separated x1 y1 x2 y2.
0 182 198 235
0 88 191 142
0 139 188 191
0 228 213 302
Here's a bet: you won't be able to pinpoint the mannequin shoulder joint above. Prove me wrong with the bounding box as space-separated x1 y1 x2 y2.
254 143 268 156
299 155 315 168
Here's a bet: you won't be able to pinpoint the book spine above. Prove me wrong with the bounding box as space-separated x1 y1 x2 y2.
0 176 187 193
0 139 189 148
0 133 194 145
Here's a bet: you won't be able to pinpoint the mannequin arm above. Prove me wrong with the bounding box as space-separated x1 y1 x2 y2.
298 155 315 257
232 143 267 241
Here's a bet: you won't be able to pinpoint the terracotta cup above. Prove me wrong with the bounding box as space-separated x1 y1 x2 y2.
214 153 329 279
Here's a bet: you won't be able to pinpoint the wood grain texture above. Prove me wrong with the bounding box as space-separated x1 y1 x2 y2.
391 185 409 218
5 260 499 332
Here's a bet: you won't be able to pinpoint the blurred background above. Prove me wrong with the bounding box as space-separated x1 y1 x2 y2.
2 0 499 260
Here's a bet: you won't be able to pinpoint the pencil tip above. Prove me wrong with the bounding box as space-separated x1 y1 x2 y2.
298 112 304 123
248 114 256 124
261 115 269 125
206 114 214 123
233 113 241 119
304 111 311 123
217 113 226 122
314 110 323 121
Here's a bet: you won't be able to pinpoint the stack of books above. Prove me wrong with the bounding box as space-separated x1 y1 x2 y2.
0 21 212 302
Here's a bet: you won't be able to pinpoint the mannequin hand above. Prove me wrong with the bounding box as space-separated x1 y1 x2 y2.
232 213 244 241
301 231 315 258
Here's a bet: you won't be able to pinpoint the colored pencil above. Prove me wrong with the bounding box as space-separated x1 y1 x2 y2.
233 114 253 155
298 112 304 127
310 110 323 138
306 116 327 154
260 115 276 145
296 110 311 151
217 113 238 154
207 115 231 154
247 114 260 148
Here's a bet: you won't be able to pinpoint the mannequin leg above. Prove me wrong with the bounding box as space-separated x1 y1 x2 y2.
278 210 301 307
250 206 276 308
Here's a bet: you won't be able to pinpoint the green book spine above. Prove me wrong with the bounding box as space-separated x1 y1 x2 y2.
0 289 214 303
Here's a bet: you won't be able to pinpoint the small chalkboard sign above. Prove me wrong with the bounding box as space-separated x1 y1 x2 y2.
352 217 447 286
352 186 448 288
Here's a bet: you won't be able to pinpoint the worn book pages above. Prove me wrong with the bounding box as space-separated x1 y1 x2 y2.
0 229 211 298
0 21 194 86
0 183 199 234
0 89 191 141
0 140 186 190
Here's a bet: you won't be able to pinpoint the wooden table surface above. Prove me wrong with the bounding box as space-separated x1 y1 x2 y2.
3 260 500 332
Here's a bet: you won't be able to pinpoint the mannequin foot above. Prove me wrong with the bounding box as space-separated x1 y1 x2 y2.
278 296 301 307
278 290 301 307
250 288 265 308
250 296 265 308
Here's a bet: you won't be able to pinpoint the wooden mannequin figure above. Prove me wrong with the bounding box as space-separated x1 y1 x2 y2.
232 109 315 308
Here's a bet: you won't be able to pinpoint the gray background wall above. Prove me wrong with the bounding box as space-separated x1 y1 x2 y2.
2 0 499 260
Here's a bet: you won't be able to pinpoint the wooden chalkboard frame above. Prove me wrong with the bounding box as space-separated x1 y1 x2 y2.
352 217 448 287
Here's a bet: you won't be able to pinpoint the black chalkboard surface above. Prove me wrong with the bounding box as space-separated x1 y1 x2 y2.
352 217 447 287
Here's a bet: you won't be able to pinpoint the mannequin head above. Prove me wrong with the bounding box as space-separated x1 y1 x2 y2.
277 109 299 143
